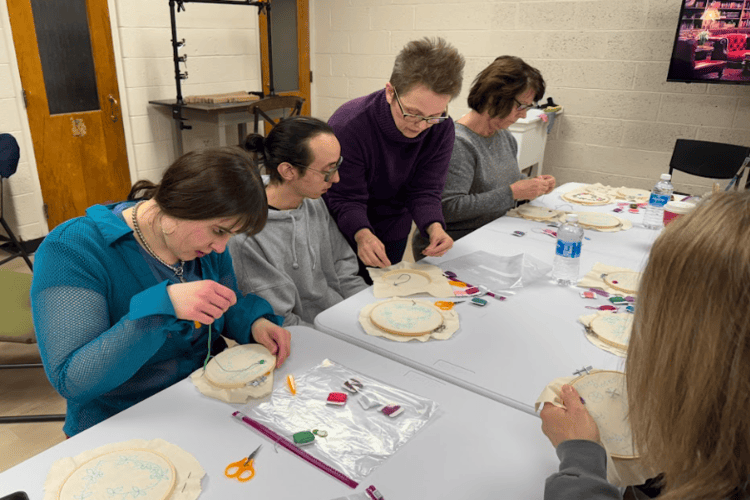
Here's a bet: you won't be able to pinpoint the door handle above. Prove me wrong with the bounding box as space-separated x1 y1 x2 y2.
107 94 119 123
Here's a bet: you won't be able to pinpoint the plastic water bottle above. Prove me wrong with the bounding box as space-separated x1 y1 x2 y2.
643 174 674 229
552 214 584 286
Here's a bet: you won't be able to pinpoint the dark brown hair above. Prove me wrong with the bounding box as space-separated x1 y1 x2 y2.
627 191 750 500
467 56 545 118
127 147 267 235
243 116 335 185
390 37 465 99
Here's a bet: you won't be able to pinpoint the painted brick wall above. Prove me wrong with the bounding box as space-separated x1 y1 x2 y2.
311 0 750 195
0 0 261 239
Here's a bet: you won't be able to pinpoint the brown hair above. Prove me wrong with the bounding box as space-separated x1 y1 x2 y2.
467 56 545 119
627 191 750 500
127 147 267 235
389 37 465 99
243 116 335 185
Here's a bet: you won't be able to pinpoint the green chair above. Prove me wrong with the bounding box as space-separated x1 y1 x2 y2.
0 269 65 423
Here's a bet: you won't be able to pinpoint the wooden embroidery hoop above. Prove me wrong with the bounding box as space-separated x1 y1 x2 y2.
616 187 650 202
561 190 612 206
58 448 176 500
380 269 433 288
516 205 559 222
588 313 632 351
369 299 444 337
570 370 637 460
574 212 622 230
205 344 276 389
603 271 640 294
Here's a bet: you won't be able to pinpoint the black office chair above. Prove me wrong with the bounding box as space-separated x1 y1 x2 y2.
668 139 750 191
0 134 33 271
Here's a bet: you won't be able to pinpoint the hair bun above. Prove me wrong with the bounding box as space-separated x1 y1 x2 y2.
243 133 265 153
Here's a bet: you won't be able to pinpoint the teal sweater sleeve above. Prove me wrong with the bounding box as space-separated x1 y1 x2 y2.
31 206 281 436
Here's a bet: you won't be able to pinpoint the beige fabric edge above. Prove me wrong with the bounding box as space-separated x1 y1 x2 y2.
358 298 460 342
44 438 205 500
506 208 632 232
535 374 655 487
369 261 454 298
577 263 639 295
191 366 274 403
578 311 628 358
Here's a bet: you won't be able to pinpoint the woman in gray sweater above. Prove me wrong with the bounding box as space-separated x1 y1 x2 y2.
413 56 555 259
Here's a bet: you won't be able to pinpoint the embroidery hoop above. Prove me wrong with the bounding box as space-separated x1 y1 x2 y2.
369 299 444 337
205 344 276 389
570 370 637 460
58 448 176 500
603 271 640 295
616 187 650 202
516 205 559 222
380 269 432 288
574 212 622 230
588 313 632 351
561 190 612 206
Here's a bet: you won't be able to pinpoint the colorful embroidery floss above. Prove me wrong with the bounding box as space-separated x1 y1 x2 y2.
343 379 363 394
326 392 348 406
381 404 404 418
470 297 488 307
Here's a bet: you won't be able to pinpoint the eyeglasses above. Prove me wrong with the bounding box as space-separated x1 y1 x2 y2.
392 88 449 125
513 98 536 112
297 156 343 182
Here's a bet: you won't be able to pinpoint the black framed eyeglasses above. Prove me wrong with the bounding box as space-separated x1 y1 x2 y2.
393 87 449 125
513 98 536 112
297 156 343 182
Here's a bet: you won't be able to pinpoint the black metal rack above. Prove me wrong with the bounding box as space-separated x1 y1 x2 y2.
167 0 275 131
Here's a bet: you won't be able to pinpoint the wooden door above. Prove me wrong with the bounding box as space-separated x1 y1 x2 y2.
7 0 131 230
259 0 310 117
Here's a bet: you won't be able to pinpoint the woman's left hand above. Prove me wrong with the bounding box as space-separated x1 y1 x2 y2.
251 318 291 368
537 175 556 194
540 384 600 448
422 222 454 257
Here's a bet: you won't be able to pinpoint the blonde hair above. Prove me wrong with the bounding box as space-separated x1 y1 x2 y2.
627 191 750 500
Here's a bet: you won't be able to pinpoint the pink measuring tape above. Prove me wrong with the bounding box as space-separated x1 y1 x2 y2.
232 411 358 488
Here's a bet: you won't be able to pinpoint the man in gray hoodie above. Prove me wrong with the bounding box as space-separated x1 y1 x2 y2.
229 117 367 327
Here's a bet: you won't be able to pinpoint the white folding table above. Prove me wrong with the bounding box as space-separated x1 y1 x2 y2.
316 208 658 414
0 326 560 500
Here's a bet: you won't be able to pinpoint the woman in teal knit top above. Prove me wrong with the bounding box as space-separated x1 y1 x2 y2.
31 147 291 437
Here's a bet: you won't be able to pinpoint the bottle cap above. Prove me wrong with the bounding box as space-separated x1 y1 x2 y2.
660 173 671 181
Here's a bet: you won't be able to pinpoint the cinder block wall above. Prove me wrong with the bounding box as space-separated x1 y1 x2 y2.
311 0 750 196
0 0 260 239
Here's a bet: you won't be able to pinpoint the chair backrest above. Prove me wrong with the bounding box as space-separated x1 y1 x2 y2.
724 33 747 52
0 134 20 179
248 95 305 134
669 139 750 180
0 270 35 344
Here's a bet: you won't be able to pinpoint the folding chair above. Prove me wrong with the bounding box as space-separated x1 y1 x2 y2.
0 134 34 271
668 139 750 192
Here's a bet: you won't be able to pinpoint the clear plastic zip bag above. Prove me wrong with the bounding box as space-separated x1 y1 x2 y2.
441 250 552 294
241 359 439 482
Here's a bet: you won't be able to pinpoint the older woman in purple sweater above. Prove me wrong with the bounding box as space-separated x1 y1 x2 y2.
324 38 465 280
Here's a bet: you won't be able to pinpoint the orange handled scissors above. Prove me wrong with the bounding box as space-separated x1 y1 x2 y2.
225 445 261 483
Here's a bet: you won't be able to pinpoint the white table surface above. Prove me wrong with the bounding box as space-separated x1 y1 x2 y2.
316 205 661 414
0 326 560 500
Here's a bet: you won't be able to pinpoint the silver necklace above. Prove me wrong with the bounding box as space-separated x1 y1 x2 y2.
132 201 185 282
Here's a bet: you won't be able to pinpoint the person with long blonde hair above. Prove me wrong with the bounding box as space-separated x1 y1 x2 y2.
541 191 750 500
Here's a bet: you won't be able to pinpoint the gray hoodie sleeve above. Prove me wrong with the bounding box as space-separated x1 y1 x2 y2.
544 440 622 500
228 235 312 328
327 214 368 299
